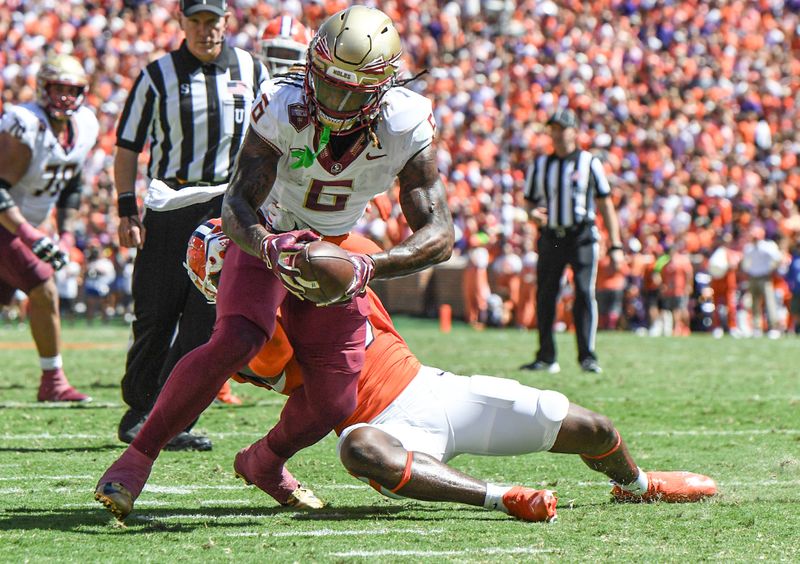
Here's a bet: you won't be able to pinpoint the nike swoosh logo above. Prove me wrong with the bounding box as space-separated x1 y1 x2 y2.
365 153 387 160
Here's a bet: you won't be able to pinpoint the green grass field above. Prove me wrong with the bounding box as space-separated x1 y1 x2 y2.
1 320 798 562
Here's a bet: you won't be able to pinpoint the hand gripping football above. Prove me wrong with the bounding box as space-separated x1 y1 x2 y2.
294 240 356 305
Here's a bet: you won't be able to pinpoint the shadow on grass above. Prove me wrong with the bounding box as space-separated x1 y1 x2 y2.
0 444 121 453
0 504 456 534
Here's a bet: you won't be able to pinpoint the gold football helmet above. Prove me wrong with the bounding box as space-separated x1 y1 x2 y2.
305 6 402 134
36 54 88 118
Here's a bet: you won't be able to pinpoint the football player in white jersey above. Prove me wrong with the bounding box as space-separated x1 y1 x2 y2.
96 6 454 515
0 54 99 402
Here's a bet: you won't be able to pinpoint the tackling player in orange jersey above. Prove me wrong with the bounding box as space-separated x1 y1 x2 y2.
97 229 716 524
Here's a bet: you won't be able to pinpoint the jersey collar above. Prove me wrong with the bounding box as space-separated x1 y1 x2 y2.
177 40 237 72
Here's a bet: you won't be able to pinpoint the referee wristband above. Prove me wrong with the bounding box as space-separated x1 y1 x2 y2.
609 244 624 252
117 192 139 217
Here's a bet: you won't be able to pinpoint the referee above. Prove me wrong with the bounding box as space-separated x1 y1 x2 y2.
520 109 624 374
114 0 267 449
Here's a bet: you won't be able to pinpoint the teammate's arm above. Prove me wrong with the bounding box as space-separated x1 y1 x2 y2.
221 129 280 257
0 131 67 270
370 143 453 278
0 131 34 233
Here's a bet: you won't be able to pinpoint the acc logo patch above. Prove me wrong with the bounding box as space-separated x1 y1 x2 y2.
288 103 310 132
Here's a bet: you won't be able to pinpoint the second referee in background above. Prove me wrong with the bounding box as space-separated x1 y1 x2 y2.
520 109 624 375
113 0 267 449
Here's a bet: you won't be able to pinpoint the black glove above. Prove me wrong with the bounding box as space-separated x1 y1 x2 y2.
31 236 68 271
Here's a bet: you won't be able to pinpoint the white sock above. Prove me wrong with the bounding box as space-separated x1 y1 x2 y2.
40 355 63 371
617 468 649 496
484 483 512 514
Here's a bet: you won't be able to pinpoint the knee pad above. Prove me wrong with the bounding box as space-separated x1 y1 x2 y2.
535 390 570 426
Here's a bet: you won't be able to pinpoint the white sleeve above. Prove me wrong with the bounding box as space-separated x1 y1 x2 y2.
0 106 38 151
248 82 285 155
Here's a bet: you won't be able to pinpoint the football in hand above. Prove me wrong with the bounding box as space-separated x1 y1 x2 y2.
295 241 355 304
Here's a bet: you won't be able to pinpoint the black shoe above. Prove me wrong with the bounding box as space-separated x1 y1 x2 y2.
580 358 603 373
519 360 561 374
118 409 148 444
164 432 213 452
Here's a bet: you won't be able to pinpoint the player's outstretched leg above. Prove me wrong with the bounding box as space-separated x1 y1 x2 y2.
339 426 557 522
549 403 717 502
29 280 90 402
94 446 153 520
234 437 323 509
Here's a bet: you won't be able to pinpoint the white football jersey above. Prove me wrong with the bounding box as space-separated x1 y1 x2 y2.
0 103 99 226
250 77 435 236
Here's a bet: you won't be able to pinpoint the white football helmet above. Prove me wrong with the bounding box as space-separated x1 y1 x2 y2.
260 15 312 75
36 54 88 119
185 218 230 303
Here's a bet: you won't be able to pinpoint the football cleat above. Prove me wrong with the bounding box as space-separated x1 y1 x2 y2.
284 487 326 509
502 486 558 523
611 471 717 503
215 380 242 406
37 370 91 402
95 482 134 521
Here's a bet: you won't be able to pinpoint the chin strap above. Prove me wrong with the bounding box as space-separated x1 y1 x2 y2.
290 126 330 169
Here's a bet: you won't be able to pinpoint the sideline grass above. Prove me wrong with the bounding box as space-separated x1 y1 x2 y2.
1 320 798 562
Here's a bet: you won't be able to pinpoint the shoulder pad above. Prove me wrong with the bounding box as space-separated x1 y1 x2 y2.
380 87 433 135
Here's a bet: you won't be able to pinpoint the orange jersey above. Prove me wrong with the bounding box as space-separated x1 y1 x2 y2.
235 288 421 434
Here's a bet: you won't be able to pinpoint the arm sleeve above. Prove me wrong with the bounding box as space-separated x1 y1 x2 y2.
590 156 611 198
0 106 38 150
524 155 546 205
116 70 156 152
56 172 83 210
249 82 285 154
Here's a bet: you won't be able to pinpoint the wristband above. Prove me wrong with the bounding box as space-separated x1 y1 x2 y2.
117 192 139 217
609 244 624 252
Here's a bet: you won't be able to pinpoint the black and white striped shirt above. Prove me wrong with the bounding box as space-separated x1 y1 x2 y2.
116 41 267 185
523 150 611 228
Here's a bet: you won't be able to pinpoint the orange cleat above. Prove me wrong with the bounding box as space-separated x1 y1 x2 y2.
215 380 242 406
502 486 558 522
612 471 717 503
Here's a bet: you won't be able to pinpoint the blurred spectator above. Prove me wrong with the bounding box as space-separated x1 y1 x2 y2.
787 235 800 334
741 226 783 338
83 243 116 323
707 233 742 338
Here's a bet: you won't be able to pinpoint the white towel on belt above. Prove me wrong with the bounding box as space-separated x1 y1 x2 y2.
144 179 227 211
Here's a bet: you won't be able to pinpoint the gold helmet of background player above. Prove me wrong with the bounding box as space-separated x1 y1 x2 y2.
36 54 88 119
305 6 402 134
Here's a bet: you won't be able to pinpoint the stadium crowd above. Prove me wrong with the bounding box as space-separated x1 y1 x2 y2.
2 0 800 336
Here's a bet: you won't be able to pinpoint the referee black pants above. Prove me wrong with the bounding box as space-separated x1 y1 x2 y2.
121 196 223 418
535 224 599 365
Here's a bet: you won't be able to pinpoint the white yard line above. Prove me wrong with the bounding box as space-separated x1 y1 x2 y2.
0 402 122 409
3 428 799 441
226 528 442 538
0 474 93 481
3 479 799 497
330 548 557 558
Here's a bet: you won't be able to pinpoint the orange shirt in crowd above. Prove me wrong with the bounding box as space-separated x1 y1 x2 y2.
596 255 629 292
660 253 693 298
